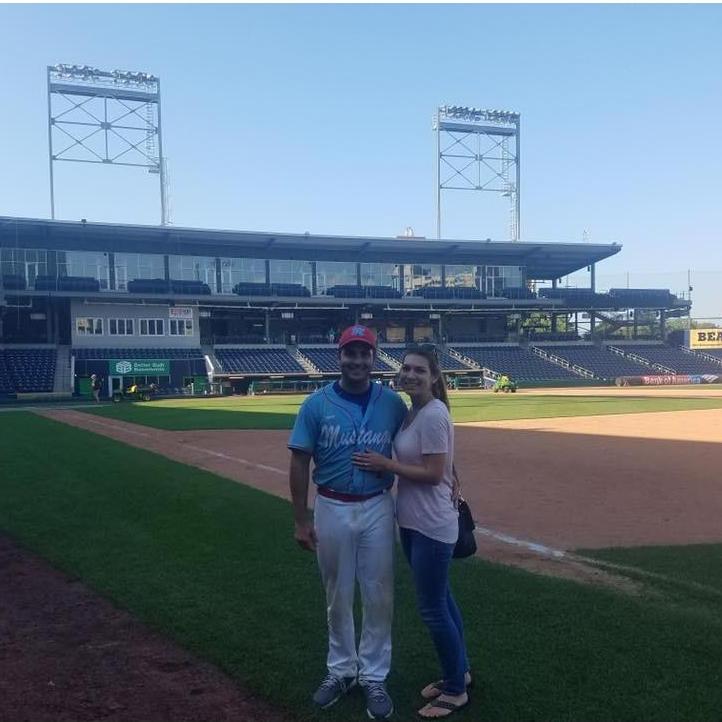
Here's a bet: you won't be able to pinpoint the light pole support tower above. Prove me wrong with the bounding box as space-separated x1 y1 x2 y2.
433 105 520 241
47 64 168 225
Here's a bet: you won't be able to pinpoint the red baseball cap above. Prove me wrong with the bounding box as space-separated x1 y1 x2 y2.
338 324 377 350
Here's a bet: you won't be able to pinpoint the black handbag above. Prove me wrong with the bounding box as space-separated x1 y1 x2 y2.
453 498 477 559
452 465 477 559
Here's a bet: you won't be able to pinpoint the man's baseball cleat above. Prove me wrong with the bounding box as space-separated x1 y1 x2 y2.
312 674 357 709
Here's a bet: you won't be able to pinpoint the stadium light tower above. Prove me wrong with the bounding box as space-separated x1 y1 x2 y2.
433 105 520 241
47 64 168 225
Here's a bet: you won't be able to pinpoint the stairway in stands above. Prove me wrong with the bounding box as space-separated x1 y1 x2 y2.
291 346 321 373
53 345 72 393
376 348 401 372
202 345 220 378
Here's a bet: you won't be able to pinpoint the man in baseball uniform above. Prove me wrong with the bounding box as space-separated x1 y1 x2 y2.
289 325 407 719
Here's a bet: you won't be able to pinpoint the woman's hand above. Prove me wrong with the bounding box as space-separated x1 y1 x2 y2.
352 450 393 473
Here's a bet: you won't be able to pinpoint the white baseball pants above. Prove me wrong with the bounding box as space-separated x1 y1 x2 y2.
314 491 395 682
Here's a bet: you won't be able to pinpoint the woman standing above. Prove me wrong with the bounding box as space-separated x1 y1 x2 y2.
353 347 471 719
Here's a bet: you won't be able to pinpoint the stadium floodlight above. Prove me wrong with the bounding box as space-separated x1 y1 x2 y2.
434 104 521 241
47 62 168 224
438 105 520 125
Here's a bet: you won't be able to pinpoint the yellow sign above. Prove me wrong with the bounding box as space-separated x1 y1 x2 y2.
689 329 722 349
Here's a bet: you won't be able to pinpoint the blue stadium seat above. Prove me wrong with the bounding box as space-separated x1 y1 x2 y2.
618 345 722 374
449 345 578 382
700 349 722 363
215 347 305 374
73 348 204 360
608 289 674 306
535 345 649 378
300 346 394 373
0 348 56 394
538 288 611 306
1 274 26 291
381 347 470 372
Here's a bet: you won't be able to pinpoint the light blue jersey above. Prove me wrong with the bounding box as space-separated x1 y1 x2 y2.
288 383 408 494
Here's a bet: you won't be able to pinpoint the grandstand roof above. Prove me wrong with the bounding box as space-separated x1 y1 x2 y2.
0 216 621 280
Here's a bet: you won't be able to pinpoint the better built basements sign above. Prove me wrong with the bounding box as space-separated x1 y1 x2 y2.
108 359 170 375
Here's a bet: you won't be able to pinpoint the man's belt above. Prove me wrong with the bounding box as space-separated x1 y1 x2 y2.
317 486 388 503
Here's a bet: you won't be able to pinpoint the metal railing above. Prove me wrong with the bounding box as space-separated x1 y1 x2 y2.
608 345 675 374
532 346 596 378
680 346 722 367
446 347 481 369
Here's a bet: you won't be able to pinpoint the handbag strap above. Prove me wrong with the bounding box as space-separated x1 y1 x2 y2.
452 463 462 506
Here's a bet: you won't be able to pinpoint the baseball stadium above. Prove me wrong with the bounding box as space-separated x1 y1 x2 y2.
3 70 722 722
2 211 722 720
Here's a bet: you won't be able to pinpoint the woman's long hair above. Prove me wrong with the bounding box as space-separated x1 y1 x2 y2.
402 348 450 410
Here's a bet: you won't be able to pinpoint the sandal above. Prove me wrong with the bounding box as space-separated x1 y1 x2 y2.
417 692 469 719
420 672 473 700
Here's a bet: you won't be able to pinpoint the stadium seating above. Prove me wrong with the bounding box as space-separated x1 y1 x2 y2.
0 348 56 395
233 282 271 296
34 275 101 292
271 283 311 297
538 288 612 306
324 285 365 298
325 285 402 299
232 282 310 297
364 286 402 299
215 347 305 374
170 280 212 295
699 349 722 363
410 287 484 300
500 287 537 300
125 279 212 295
73 348 204 359
450 345 579 382
537 345 649 379
616 345 722 374
608 289 674 306
1 274 26 290
127 279 170 294
525 331 579 342
300 346 395 373
381 346 471 372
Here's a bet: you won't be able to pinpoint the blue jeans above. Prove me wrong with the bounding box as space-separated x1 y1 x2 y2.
399 527 470 695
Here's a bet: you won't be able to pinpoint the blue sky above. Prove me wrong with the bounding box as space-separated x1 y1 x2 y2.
1 4 720 316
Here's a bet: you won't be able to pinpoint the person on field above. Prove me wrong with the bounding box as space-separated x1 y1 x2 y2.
353 346 471 719
90 374 102 403
288 325 407 719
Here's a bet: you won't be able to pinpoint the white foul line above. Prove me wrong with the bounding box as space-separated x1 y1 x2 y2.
474 524 567 559
182 443 287 476
61 413 288 477
63 413 149 438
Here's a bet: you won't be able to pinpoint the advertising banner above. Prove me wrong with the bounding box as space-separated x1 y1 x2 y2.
689 329 722 350
616 374 721 387
108 359 170 375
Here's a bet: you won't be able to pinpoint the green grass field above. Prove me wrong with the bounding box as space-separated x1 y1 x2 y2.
578 544 722 598
79 391 722 430
3 412 722 721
